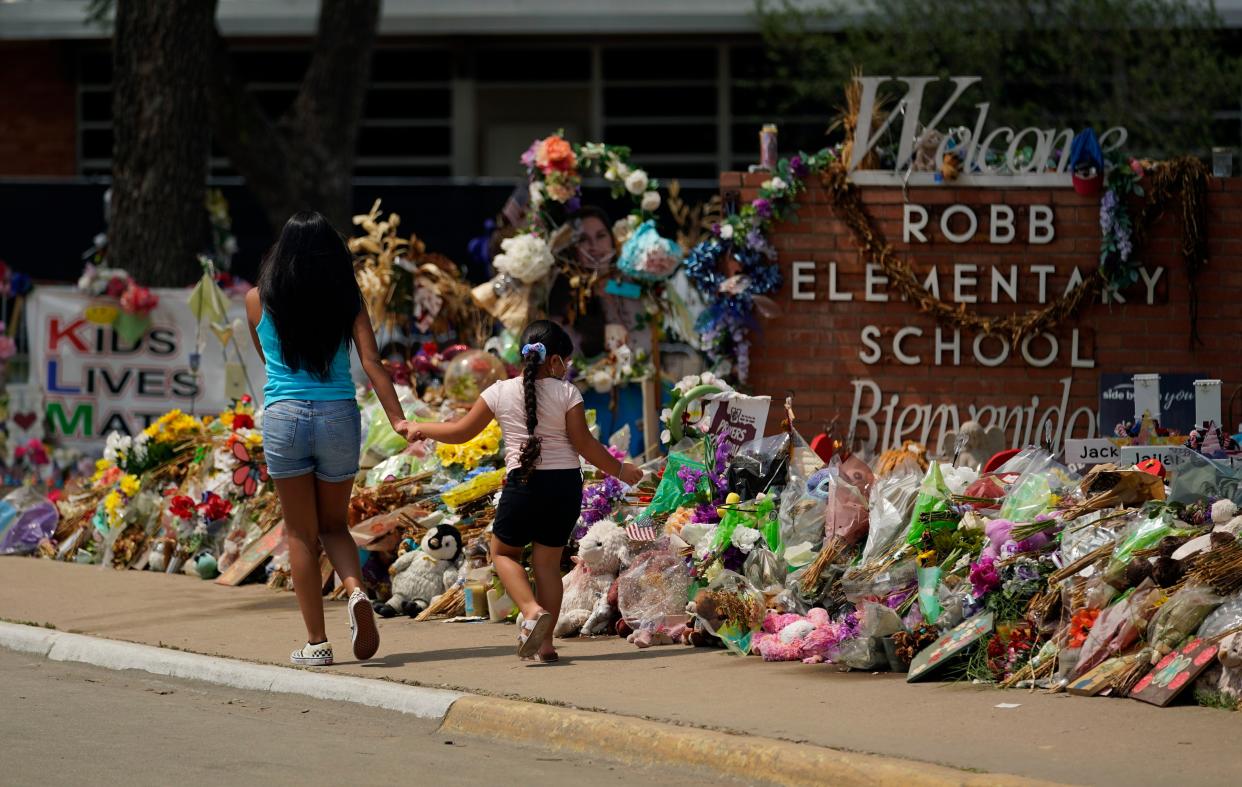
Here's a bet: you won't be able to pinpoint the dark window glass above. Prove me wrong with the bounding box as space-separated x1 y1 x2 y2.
248 89 297 119
364 88 452 119
477 48 590 82
371 49 454 82
354 164 453 177
602 48 715 81
230 50 311 83
605 86 715 117
79 50 112 84
357 125 451 156
81 91 112 121
603 124 716 154
81 128 113 159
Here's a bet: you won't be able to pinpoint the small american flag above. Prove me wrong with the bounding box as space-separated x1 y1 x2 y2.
625 520 658 543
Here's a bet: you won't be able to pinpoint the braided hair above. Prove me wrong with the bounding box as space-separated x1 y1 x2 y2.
514 320 575 482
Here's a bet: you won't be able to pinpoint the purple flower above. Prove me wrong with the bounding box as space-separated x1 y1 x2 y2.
565 196 582 214
969 556 1001 598
721 545 746 572
678 465 706 495
752 198 773 219
520 141 538 169
691 503 720 525
790 155 809 179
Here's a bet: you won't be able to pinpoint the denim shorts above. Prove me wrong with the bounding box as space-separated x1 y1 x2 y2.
261 399 361 482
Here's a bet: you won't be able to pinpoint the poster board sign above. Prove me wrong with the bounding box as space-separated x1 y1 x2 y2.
1130 638 1220 707
702 394 771 453
907 611 994 683
27 286 264 449
1099 372 1202 433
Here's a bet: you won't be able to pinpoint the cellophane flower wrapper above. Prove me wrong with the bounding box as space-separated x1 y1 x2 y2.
997 471 1053 523
743 546 785 594
1074 580 1158 679
699 570 766 656
858 470 921 565
823 471 870 551
643 451 708 518
905 462 954 546
779 456 830 548
1103 508 1194 583
617 220 683 282
1148 583 1224 659
1199 591 1242 639
618 550 692 627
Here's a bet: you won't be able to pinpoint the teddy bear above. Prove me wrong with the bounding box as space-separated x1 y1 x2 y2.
751 607 849 663
374 524 463 618
555 519 630 638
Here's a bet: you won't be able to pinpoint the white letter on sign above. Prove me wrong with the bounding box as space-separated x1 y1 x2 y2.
989 204 1015 243
953 264 978 303
791 261 816 301
859 326 882 364
827 262 853 302
893 326 922 365
940 204 978 244
865 264 889 302
1029 205 1055 244
903 204 929 243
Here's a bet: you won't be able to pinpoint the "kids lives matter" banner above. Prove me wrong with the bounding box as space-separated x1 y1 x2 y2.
28 286 264 448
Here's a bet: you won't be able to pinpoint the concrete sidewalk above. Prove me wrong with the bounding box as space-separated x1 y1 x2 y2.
2 559 1238 786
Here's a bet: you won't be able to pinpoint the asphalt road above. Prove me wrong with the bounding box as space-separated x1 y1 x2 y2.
0 649 721 787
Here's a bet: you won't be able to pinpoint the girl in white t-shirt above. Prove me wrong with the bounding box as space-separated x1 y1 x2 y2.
415 320 643 661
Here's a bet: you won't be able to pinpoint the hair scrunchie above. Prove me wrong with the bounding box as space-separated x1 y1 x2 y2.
521 342 547 362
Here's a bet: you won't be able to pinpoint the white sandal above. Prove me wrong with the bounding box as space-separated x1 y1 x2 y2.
516 611 553 659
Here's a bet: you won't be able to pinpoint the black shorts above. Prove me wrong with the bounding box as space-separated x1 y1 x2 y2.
492 468 583 548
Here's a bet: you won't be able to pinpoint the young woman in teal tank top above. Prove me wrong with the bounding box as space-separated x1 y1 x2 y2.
246 211 416 667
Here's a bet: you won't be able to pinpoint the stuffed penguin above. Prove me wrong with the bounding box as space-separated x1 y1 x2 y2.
374 524 464 618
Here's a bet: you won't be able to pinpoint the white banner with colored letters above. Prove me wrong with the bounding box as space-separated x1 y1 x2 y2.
27 286 264 449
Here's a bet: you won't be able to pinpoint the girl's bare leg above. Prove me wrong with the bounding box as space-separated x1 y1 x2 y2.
273 474 326 643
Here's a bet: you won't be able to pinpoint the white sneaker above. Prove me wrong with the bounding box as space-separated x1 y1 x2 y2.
348 589 380 661
291 641 333 666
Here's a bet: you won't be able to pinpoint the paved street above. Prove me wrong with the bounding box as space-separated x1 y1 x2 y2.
0 648 730 787
2 559 1241 786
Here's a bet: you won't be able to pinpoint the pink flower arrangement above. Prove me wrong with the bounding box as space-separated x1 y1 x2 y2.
120 282 159 315
528 134 577 175
969 556 1001 598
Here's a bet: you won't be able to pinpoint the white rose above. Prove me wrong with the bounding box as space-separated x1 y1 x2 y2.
641 190 661 212
624 169 649 196
528 181 545 210
719 224 734 240
770 177 787 192
590 370 613 393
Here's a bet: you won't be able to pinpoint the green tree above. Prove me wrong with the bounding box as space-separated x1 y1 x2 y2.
95 0 380 285
757 0 1242 158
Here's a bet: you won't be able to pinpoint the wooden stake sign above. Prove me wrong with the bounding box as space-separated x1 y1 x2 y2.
907 611 994 683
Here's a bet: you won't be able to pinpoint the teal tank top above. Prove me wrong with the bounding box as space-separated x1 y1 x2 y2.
257 311 354 404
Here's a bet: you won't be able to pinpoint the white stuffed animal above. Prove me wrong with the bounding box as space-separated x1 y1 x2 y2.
374 524 463 618
555 519 630 637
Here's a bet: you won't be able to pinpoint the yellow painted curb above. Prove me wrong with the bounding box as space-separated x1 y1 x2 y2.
440 695 1061 787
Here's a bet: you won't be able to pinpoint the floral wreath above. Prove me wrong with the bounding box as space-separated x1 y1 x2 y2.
523 133 664 222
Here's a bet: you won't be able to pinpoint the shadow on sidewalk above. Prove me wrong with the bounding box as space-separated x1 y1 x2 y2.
354 645 515 667
554 646 700 664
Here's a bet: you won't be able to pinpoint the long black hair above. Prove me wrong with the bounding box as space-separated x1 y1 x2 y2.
515 319 575 481
258 211 362 379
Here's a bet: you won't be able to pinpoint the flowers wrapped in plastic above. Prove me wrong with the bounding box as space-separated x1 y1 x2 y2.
1148 583 1224 661
691 570 766 656
1073 579 1161 678
616 220 682 282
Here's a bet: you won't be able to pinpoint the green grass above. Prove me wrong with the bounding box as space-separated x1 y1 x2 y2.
0 617 57 630
1194 687 1240 711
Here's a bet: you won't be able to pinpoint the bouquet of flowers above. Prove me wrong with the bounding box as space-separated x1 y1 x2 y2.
523 133 580 204
617 220 682 282
435 419 502 471
492 233 554 284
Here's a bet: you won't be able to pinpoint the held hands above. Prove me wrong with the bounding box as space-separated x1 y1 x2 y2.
618 461 644 486
392 418 422 442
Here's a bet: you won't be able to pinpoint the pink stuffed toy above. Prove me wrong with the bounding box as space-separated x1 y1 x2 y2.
752 608 849 663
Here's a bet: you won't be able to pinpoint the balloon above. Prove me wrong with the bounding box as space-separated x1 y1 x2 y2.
442 349 506 403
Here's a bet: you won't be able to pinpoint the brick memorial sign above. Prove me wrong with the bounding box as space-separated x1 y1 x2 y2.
730 174 1242 454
